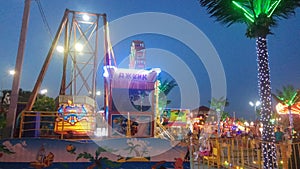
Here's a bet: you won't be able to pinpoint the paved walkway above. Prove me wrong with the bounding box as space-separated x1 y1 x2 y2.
190 161 219 169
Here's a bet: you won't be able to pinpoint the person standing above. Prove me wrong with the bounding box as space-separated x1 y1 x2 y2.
275 127 284 158
275 127 284 143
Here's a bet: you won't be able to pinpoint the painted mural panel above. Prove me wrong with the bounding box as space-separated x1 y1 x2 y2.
111 114 152 137
0 138 190 169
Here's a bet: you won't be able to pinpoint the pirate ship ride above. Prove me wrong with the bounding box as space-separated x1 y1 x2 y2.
0 9 191 169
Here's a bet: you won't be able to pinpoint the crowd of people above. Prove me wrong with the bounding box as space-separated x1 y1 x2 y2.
187 122 298 161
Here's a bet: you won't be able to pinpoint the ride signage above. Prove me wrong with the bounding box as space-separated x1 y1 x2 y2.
106 67 160 89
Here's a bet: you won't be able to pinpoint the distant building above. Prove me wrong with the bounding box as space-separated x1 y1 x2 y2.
191 106 217 125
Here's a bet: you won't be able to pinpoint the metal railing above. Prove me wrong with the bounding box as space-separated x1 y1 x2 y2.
191 136 300 169
18 110 96 139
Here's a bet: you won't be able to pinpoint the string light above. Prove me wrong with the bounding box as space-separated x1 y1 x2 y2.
256 37 277 168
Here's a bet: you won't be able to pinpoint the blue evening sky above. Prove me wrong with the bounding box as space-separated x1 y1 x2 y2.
0 0 300 120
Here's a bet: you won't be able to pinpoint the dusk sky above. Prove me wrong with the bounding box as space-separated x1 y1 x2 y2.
1 0 300 120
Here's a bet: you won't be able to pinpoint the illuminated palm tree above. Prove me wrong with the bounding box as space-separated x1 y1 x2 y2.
209 97 227 135
199 0 300 168
158 78 178 107
272 85 300 134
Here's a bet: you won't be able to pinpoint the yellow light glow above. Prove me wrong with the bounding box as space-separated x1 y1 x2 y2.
40 89 48 95
56 45 64 53
75 43 83 52
82 14 90 21
9 69 15 75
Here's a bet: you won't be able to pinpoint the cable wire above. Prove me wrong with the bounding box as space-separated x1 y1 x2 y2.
35 0 54 41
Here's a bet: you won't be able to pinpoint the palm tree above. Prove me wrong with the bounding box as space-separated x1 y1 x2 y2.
221 111 231 121
209 97 228 136
199 0 300 168
272 85 300 135
158 78 178 108
76 147 120 169
0 144 15 154
158 79 177 96
124 141 141 157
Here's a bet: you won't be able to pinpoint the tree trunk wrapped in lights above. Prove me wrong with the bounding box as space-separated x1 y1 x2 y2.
256 36 277 168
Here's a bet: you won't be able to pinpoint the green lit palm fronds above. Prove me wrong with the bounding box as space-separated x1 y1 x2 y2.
199 0 246 25
158 79 178 96
272 85 300 106
272 0 300 19
232 0 283 21
199 0 299 23
199 0 300 37
209 97 228 112
221 111 231 121
208 97 229 112
157 78 178 106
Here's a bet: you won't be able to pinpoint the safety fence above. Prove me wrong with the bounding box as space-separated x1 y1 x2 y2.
18 111 96 139
191 136 300 169
17 111 300 168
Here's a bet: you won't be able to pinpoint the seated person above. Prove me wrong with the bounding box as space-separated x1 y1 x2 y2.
210 130 218 138
194 139 211 161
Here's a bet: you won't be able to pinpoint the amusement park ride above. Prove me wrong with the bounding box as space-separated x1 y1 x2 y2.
3 6 300 169
0 9 193 169
0 7 195 169
15 9 189 140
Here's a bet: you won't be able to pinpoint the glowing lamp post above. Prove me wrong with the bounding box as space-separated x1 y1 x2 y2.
56 45 64 53
82 14 90 21
75 43 83 52
40 89 48 95
9 70 16 76
249 101 260 121
1 69 16 96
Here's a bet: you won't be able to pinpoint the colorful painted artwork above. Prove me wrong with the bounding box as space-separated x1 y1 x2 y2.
30 144 54 168
55 100 95 135
57 100 88 125
0 138 190 169
161 109 189 127
75 146 121 169
111 114 152 137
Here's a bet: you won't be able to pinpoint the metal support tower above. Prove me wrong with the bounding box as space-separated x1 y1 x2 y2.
24 9 110 112
7 0 31 138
